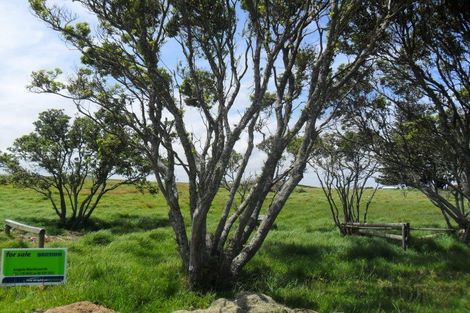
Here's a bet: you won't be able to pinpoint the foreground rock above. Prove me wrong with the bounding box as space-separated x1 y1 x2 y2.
44 301 115 313
173 293 318 313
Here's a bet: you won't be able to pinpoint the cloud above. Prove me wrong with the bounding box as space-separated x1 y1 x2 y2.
0 1 81 151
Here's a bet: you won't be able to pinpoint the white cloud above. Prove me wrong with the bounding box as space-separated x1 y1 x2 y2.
0 1 81 151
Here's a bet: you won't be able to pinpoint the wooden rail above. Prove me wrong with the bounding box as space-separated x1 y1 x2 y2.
342 222 410 250
410 227 453 232
339 223 457 249
4 219 45 248
347 222 407 228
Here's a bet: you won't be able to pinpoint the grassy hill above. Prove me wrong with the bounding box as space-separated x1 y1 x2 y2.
0 184 468 312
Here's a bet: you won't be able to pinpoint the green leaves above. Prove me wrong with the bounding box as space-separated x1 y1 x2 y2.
167 0 235 38
241 0 307 28
34 109 70 140
29 0 48 18
29 69 65 93
179 70 217 108
2 109 151 228
63 22 91 43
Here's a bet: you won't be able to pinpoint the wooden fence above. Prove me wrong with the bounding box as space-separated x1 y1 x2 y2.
341 222 411 250
4 219 46 248
409 226 454 239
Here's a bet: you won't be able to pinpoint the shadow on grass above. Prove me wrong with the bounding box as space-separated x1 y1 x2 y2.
237 234 470 312
408 236 470 273
345 237 399 260
89 213 170 234
267 241 328 259
237 242 332 310
17 213 169 236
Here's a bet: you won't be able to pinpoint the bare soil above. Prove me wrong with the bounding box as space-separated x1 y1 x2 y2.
42 301 115 313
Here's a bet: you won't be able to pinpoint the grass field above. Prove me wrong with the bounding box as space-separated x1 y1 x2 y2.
0 183 469 313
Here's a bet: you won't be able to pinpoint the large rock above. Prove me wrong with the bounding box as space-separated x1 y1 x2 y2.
44 301 115 313
173 293 317 313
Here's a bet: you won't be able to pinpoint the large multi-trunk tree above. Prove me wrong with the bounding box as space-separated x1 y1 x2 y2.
29 0 403 288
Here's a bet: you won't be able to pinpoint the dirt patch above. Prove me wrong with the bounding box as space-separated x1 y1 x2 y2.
44 231 82 243
42 301 115 313
11 230 82 245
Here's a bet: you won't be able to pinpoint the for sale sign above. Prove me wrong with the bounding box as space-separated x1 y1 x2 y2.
1 248 67 286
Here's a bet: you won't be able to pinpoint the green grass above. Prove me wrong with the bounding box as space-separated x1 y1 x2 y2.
0 184 469 312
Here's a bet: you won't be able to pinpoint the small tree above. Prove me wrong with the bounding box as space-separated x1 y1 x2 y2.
0 109 151 229
313 131 378 234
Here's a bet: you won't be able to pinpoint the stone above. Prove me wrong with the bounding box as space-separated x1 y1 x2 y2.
173 293 317 313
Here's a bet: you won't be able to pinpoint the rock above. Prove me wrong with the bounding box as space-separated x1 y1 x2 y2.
44 301 115 313
173 293 317 313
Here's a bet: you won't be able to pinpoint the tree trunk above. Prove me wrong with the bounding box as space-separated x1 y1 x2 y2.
188 206 208 290
188 252 235 290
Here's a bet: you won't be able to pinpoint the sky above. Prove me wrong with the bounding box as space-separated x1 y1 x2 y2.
0 1 82 151
0 1 345 187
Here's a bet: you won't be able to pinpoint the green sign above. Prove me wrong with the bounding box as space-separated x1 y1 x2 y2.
1 248 67 286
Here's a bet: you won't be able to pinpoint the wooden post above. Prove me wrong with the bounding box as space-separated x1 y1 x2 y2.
38 229 46 248
5 224 11 236
463 223 470 243
401 223 410 250
406 223 410 249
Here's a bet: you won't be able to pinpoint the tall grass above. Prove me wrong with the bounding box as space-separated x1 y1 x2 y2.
0 184 468 312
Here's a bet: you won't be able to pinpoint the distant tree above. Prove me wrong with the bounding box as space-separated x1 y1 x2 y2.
312 131 378 234
28 0 404 288
0 175 8 185
0 109 151 229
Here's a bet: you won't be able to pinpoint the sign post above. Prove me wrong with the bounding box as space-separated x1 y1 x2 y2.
1 248 67 286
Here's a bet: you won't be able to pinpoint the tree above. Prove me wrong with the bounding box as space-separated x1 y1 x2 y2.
313 131 378 234
351 1 470 237
359 102 470 234
0 109 151 229
28 0 403 288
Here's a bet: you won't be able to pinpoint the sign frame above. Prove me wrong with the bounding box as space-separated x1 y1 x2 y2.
0 248 67 286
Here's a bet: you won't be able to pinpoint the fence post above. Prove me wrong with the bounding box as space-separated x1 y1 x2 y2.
5 223 11 236
402 223 406 250
463 224 470 243
406 223 410 249
38 229 46 248
402 223 410 250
